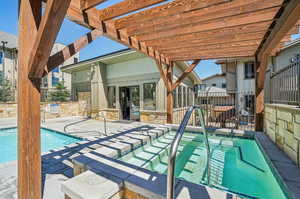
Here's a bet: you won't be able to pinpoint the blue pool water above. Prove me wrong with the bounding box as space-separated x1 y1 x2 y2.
119 131 288 199
0 128 81 163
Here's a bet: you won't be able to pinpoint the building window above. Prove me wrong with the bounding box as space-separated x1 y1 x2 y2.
244 62 255 79
143 83 156 110
212 83 216 87
74 57 78 64
244 95 255 114
222 83 226 88
108 86 116 108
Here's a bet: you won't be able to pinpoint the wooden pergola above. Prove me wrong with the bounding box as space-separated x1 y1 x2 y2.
18 0 300 198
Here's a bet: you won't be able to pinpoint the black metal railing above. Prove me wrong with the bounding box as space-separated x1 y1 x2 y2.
174 91 255 131
265 55 300 106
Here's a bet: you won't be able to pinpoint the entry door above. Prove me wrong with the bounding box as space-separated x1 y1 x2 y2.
129 86 140 121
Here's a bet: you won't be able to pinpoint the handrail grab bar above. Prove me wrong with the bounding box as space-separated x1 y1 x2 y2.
167 105 211 199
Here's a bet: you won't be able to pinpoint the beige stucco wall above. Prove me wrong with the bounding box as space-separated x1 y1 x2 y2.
264 104 300 167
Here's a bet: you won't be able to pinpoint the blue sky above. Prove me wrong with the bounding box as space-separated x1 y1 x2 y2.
2 1 299 79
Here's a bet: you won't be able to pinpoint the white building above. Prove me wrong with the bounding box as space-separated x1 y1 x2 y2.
61 49 200 123
0 30 79 101
201 73 226 89
216 59 255 116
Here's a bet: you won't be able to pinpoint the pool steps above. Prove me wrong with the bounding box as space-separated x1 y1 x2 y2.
62 125 242 199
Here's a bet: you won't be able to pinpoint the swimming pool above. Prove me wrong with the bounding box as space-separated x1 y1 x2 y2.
0 127 81 163
119 131 288 199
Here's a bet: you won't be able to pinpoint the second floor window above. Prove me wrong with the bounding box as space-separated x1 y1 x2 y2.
222 83 226 88
244 62 255 79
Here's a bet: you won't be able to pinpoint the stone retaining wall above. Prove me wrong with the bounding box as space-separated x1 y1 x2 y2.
140 110 167 124
0 101 89 119
264 104 300 167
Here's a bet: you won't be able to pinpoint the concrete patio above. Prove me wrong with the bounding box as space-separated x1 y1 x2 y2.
0 117 168 199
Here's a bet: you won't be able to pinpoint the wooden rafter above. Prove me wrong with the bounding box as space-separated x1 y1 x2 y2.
98 0 168 21
45 29 103 76
171 60 200 91
157 37 264 52
80 0 107 10
170 51 255 61
112 0 229 30
167 46 258 60
162 43 260 54
124 0 283 36
134 7 280 41
28 0 71 78
103 21 170 65
144 21 271 47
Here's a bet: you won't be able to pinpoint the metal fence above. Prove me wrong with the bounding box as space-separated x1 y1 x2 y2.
173 91 255 131
265 54 300 105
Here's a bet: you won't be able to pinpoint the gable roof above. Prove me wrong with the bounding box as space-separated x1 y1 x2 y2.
0 31 18 49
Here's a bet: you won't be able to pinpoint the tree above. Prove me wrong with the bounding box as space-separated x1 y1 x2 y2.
49 81 70 102
0 78 14 102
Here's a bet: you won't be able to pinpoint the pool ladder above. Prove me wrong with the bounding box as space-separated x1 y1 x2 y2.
167 106 211 199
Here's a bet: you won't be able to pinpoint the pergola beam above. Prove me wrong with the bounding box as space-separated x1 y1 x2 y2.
28 0 71 78
171 60 200 91
45 29 103 76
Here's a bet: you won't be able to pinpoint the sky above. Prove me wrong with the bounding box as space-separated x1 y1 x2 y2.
1 1 299 79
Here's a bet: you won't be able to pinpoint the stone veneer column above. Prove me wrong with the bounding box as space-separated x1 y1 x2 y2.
157 77 166 111
90 62 107 115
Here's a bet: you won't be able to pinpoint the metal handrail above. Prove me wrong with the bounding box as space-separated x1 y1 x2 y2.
167 105 211 199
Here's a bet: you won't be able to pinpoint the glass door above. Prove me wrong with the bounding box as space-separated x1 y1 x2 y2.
129 86 140 121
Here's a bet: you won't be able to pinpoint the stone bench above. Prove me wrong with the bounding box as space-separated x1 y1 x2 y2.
62 170 123 199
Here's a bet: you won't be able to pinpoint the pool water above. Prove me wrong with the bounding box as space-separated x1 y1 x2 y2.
0 128 81 163
119 131 288 199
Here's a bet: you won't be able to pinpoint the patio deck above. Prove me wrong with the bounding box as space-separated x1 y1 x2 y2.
0 117 169 199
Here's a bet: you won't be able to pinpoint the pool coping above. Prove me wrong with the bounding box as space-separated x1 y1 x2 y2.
255 131 300 199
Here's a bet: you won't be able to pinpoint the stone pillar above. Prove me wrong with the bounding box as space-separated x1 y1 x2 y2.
157 77 166 111
90 62 107 117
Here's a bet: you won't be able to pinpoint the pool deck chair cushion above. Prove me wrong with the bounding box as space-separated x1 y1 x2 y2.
61 170 123 199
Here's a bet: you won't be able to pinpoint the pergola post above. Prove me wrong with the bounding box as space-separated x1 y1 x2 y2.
255 58 265 131
166 63 173 123
18 0 42 198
